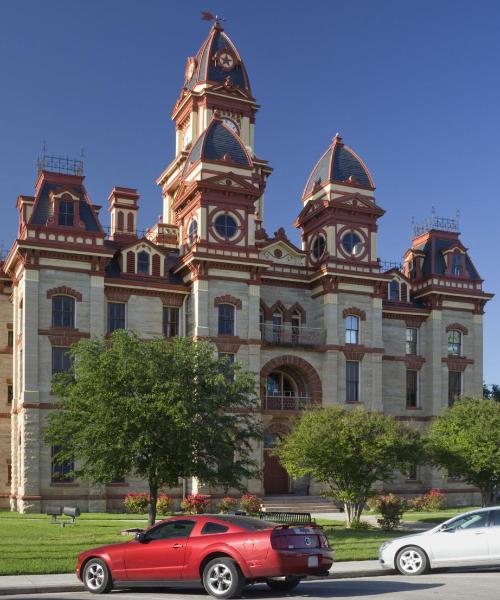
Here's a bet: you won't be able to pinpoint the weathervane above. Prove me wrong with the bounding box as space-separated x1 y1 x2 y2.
201 11 226 23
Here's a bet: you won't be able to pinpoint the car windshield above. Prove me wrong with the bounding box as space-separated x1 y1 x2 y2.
211 515 277 531
444 511 488 531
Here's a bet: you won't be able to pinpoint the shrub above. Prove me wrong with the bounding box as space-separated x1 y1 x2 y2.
408 489 446 512
180 494 211 514
349 519 372 530
239 493 261 515
156 494 172 515
218 496 237 513
124 492 150 514
372 493 406 530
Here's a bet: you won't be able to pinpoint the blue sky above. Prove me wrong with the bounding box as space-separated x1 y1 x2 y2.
0 0 498 383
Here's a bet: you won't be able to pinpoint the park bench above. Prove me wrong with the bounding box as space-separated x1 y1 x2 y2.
46 505 81 527
258 511 313 524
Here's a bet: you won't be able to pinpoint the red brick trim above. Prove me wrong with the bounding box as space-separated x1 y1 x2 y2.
342 307 366 321
214 295 242 310
383 355 426 370
446 323 469 335
343 347 366 361
46 286 82 302
260 355 322 406
442 357 474 371
160 293 184 307
39 329 90 346
105 288 131 302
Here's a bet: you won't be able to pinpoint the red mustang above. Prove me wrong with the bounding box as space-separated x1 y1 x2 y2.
77 514 333 598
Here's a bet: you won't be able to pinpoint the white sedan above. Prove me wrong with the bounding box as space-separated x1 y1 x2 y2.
379 506 500 575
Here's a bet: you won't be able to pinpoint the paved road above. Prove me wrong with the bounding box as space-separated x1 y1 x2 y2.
1 570 500 600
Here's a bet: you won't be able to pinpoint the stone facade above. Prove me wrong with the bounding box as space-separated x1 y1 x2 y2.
2 21 493 511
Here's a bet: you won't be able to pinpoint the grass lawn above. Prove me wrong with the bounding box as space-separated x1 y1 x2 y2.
401 506 477 523
0 507 480 575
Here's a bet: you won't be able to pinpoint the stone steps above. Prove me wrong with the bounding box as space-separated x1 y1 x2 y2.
262 495 340 513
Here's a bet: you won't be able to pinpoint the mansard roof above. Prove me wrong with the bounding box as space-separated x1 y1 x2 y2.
183 117 252 174
184 23 252 96
302 134 374 199
418 235 480 279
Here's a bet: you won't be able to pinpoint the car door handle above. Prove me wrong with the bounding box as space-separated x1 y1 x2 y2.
172 543 184 548
474 531 486 535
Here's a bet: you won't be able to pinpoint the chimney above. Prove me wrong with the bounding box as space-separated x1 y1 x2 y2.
108 187 139 241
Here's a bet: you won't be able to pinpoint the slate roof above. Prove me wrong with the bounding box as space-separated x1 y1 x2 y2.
303 134 374 198
419 237 480 279
185 23 251 95
183 119 252 174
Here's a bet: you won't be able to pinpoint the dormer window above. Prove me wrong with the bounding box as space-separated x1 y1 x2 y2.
389 280 399 301
58 200 74 226
137 251 150 275
452 254 463 276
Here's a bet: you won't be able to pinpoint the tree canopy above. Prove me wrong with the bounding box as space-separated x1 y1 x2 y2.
45 331 261 524
276 406 421 525
426 397 500 506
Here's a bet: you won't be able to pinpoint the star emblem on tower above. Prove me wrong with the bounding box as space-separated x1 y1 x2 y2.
214 48 236 71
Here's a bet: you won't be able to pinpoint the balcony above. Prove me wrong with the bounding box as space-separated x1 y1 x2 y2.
264 394 312 411
261 324 326 348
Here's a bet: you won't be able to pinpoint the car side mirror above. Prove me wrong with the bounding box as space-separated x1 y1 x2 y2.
439 523 451 532
136 532 147 543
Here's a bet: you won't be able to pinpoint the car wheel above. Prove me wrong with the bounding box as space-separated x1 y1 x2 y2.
266 576 302 592
396 546 429 576
203 557 245 599
83 558 113 594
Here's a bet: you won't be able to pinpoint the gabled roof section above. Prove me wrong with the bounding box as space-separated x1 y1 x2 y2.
185 22 252 96
183 117 253 175
302 134 375 200
29 171 101 232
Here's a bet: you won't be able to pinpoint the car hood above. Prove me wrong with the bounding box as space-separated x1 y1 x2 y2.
78 540 133 558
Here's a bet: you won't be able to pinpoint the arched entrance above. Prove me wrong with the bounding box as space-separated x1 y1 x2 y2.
263 427 290 495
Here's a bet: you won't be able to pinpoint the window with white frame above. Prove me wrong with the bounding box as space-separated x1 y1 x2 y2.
448 330 462 356
345 315 359 344
346 361 360 402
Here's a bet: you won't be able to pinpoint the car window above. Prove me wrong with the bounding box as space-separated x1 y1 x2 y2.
214 515 276 531
201 522 229 535
147 519 196 540
446 512 488 531
491 510 500 527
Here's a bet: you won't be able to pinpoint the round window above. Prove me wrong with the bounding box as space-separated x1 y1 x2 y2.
214 214 238 239
188 220 198 245
342 231 364 257
312 235 326 260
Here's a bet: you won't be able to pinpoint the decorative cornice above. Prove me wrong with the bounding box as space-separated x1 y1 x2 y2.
46 286 82 302
104 288 132 302
442 356 474 371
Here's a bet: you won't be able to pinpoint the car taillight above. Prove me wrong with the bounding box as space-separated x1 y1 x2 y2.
320 534 330 549
271 534 290 549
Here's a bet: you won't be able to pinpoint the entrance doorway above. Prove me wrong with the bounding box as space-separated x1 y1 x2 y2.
263 432 290 495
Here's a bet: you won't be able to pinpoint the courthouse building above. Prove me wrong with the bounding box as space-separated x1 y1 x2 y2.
0 22 493 511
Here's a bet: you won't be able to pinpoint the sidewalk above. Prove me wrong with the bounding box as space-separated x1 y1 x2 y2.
0 561 389 595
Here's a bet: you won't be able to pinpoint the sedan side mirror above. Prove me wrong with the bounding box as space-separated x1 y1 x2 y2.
136 532 147 543
439 523 451 532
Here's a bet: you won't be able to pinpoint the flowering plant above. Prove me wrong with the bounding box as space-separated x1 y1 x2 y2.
372 493 406 530
124 492 150 514
218 496 237 513
180 494 211 514
239 493 261 515
156 494 172 515
408 489 445 512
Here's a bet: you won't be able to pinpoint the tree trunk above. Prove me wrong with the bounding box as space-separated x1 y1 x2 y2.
480 487 494 507
344 500 365 527
148 483 158 526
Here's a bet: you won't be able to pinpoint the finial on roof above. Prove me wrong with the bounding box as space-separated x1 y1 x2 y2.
201 11 225 26
333 132 343 143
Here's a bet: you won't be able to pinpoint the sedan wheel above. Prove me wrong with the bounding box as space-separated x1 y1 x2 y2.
203 557 244 599
83 558 113 594
396 546 429 576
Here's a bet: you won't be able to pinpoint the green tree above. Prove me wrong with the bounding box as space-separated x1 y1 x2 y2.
483 383 500 402
46 331 260 525
426 397 500 506
276 406 421 526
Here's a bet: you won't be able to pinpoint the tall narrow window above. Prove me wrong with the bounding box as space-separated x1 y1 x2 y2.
448 330 462 356
163 307 179 337
452 254 463 276
7 329 13 347
7 462 12 485
52 296 75 328
389 280 400 300
448 371 462 406
406 464 418 481
219 353 235 382
137 251 150 274
406 370 418 408
107 302 126 333
259 308 264 333
345 316 359 344
52 347 72 374
291 313 301 344
272 311 283 343
7 384 13 404
406 328 418 355
188 220 198 245
346 361 360 403
218 304 235 335
51 445 74 483
58 200 74 226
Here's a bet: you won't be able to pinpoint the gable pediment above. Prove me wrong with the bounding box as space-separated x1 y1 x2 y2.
259 239 305 266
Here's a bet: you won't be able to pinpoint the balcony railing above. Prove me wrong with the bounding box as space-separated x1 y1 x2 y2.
261 324 326 347
264 395 312 411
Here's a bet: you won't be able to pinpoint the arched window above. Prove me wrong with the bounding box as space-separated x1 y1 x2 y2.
389 280 400 301
291 311 301 343
452 254 463 276
117 211 124 231
126 212 134 233
218 304 235 335
188 220 198 245
345 315 359 344
58 200 74 226
137 251 149 274
52 296 75 328
448 330 462 356
272 310 283 343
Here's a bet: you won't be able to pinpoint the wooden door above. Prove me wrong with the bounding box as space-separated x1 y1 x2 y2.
264 450 290 494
